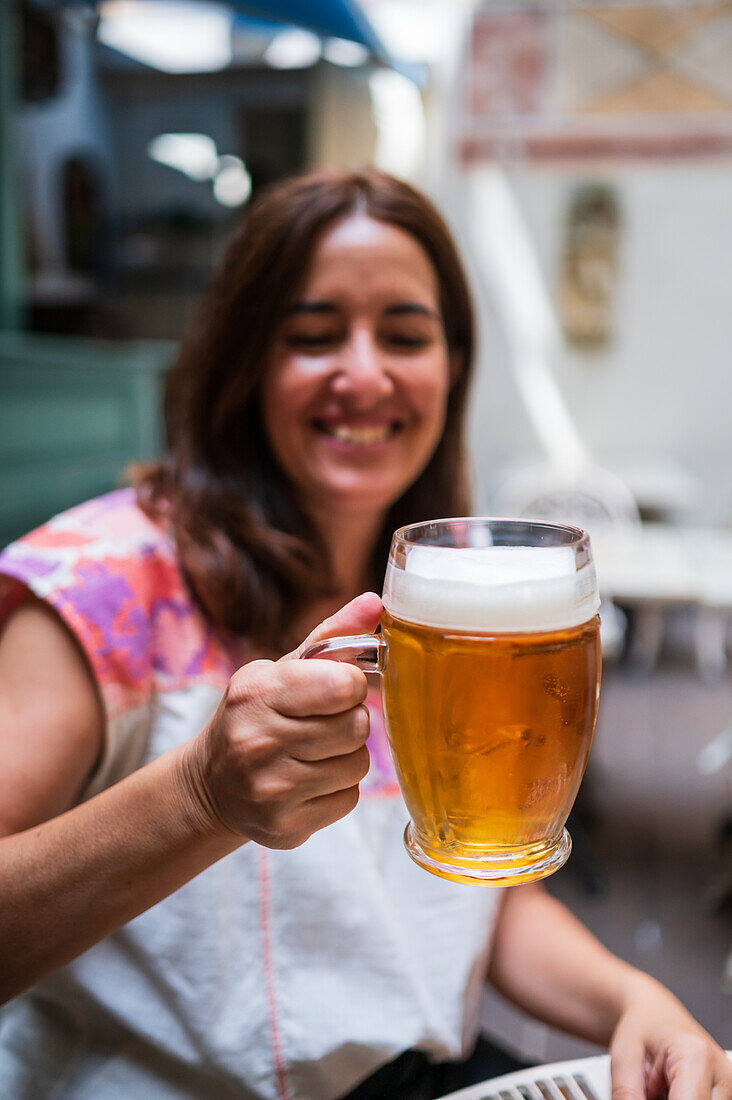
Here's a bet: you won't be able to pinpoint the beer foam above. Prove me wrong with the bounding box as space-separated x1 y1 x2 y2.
383 545 599 632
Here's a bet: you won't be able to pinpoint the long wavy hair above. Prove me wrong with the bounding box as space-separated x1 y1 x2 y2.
133 168 476 652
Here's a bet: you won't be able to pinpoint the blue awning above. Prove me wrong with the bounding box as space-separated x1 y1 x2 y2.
55 0 423 82
58 0 393 66
231 0 389 61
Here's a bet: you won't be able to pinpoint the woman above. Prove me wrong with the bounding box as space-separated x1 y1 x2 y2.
0 170 728 1100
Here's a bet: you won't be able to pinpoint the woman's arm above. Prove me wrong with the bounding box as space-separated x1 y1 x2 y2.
0 599 105 835
0 592 382 1004
488 883 633 1043
488 884 731 1099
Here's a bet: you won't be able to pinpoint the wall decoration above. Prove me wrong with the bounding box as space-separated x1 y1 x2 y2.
459 1 732 162
557 183 620 347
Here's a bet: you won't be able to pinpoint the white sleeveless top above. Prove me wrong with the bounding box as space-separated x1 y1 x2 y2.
0 491 502 1100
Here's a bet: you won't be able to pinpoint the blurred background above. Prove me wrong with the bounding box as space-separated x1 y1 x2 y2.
1 0 730 1063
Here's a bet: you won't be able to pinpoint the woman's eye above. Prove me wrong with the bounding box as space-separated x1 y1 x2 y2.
386 333 429 349
286 333 337 348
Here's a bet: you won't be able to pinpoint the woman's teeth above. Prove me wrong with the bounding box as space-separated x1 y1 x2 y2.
324 424 395 444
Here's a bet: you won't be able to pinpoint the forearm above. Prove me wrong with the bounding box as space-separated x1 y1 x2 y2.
488 883 731 1100
487 884 647 1045
0 742 241 1004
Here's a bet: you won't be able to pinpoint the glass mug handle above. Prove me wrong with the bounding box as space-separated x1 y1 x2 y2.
299 634 387 673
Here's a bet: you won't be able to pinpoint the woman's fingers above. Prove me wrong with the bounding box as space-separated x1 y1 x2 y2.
611 1031 732 1100
664 1037 729 1100
261 786 363 849
303 785 362 833
237 756 369 849
645 1050 666 1099
249 658 368 719
610 1035 647 1100
712 1068 732 1100
666 1056 714 1100
285 705 371 761
283 745 371 801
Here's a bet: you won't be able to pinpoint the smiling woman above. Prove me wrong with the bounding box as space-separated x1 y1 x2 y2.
0 168 729 1100
132 168 475 652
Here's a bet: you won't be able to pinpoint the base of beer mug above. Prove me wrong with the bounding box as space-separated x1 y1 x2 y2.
403 824 572 887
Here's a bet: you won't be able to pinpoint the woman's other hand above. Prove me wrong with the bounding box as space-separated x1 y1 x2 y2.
182 592 383 848
610 972 732 1100
488 886 730 1100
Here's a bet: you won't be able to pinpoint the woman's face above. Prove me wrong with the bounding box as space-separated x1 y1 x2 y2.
261 214 452 519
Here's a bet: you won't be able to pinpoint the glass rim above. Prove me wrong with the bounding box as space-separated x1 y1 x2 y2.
391 516 591 552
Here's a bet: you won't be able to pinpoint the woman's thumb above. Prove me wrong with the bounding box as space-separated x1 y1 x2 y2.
280 592 383 662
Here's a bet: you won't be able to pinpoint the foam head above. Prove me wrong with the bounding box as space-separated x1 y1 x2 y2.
382 544 599 632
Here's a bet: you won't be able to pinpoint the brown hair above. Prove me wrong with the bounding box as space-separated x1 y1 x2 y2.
133 168 476 651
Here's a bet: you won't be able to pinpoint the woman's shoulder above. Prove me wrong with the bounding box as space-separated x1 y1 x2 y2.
0 490 233 718
2 486 178 589
2 487 171 562
0 489 177 626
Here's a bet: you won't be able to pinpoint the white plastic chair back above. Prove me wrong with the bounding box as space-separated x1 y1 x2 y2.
490 463 640 534
437 1054 611 1100
438 1051 732 1100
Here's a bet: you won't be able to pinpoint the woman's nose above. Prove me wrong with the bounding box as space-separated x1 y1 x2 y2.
329 329 394 404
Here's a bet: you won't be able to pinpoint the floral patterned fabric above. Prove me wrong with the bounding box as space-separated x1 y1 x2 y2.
0 489 233 719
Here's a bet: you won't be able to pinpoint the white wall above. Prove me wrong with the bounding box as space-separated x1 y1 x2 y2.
456 163 732 518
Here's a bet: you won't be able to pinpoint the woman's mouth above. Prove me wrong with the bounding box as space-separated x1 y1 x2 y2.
312 421 401 445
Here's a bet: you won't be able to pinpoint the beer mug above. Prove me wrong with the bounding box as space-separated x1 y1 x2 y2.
301 518 602 886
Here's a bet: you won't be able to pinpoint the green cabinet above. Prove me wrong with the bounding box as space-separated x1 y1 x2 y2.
0 334 174 546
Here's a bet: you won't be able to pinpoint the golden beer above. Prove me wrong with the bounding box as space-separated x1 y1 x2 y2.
381 610 601 883
301 517 602 885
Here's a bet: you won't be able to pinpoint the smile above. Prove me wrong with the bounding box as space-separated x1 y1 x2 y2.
313 422 401 445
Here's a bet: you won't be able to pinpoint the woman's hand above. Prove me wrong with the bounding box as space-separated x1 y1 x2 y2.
487 886 729 1100
610 972 732 1100
182 592 383 849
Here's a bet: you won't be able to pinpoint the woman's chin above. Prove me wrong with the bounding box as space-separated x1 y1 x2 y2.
307 479 410 517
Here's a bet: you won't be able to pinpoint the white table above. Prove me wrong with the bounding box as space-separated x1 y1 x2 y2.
590 523 732 677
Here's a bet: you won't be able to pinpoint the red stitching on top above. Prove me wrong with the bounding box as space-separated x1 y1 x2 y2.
257 848 294 1100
